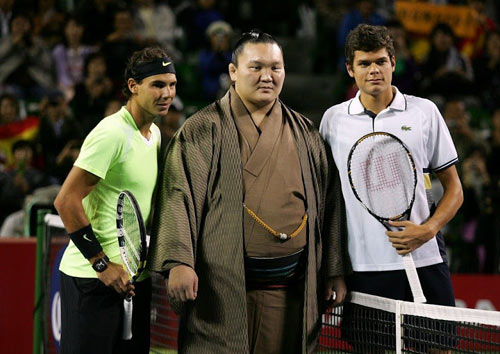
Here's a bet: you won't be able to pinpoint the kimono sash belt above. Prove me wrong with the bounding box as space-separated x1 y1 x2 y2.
244 248 305 290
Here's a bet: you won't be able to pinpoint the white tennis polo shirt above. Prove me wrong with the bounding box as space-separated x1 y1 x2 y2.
320 87 458 272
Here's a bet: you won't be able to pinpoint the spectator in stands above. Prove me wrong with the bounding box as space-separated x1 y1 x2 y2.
0 140 48 227
0 13 57 99
0 0 14 38
457 143 491 272
442 98 483 161
199 20 232 101
132 0 182 61
313 0 350 73
386 19 420 95
0 92 18 125
52 17 96 100
235 0 301 37
103 98 122 117
473 30 500 113
177 0 224 51
441 98 492 273
74 0 124 46
420 23 474 99
71 52 114 135
102 7 143 86
38 94 82 178
53 139 81 184
460 0 497 60
462 144 490 214
337 0 386 62
0 94 40 168
33 0 67 49
0 183 60 237
487 108 500 182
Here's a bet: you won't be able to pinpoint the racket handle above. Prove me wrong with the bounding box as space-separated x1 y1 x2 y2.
122 297 133 340
402 253 427 303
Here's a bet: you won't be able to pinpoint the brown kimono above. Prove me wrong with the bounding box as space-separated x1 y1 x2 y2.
149 89 345 354
231 88 307 257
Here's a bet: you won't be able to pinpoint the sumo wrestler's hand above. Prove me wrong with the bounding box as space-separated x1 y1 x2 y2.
168 264 198 302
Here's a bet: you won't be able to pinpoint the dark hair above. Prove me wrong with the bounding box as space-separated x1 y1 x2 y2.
61 16 85 47
385 19 404 30
10 12 32 29
231 29 283 66
345 24 395 67
83 52 107 76
12 139 33 154
0 93 19 112
485 29 500 42
431 23 455 40
122 46 172 99
65 15 85 28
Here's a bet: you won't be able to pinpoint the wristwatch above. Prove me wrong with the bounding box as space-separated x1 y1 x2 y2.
92 255 110 273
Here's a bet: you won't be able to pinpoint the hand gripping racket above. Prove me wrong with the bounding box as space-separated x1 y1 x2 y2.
347 132 426 303
116 190 150 340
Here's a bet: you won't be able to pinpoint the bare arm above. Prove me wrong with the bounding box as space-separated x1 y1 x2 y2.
387 165 463 254
422 165 463 235
54 166 134 295
54 166 98 232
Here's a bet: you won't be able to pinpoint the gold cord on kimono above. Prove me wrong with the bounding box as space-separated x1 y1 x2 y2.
243 204 308 241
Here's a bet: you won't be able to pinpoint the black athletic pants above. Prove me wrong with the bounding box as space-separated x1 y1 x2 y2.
59 272 151 354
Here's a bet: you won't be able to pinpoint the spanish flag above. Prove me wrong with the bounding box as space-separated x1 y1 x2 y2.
0 116 40 166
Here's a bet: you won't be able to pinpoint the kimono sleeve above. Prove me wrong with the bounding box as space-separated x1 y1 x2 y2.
320 134 347 278
149 117 215 273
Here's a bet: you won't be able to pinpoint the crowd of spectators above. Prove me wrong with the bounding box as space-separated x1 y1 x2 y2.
0 0 498 273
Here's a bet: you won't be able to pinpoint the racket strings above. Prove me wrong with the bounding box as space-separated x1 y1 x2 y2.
120 198 142 276
350 136 415 219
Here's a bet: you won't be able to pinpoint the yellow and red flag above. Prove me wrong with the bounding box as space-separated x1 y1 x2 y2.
0 116 40 166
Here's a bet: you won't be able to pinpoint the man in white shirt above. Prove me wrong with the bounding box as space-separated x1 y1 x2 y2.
320 24 463 351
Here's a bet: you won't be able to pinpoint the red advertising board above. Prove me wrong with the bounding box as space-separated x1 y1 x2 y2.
0 239 36 354
452 274 500 311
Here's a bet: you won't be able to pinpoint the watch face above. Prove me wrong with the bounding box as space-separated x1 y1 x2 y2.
93 258 108 272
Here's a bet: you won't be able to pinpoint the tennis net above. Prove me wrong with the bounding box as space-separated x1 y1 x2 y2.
318 291 500 353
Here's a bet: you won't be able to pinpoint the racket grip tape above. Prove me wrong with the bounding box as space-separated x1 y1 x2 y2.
122 298 133 340
402 253 427 303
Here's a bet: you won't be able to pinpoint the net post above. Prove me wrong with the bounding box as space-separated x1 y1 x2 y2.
33 208 51 354
395 300 402 354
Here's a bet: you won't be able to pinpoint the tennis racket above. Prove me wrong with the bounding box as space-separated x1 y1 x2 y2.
116 190 149 340
347 132 426 303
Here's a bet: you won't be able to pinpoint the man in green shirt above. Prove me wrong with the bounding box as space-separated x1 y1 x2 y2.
54 46 177 354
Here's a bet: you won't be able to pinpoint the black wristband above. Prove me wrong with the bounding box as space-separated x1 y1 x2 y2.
69 224 103 259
